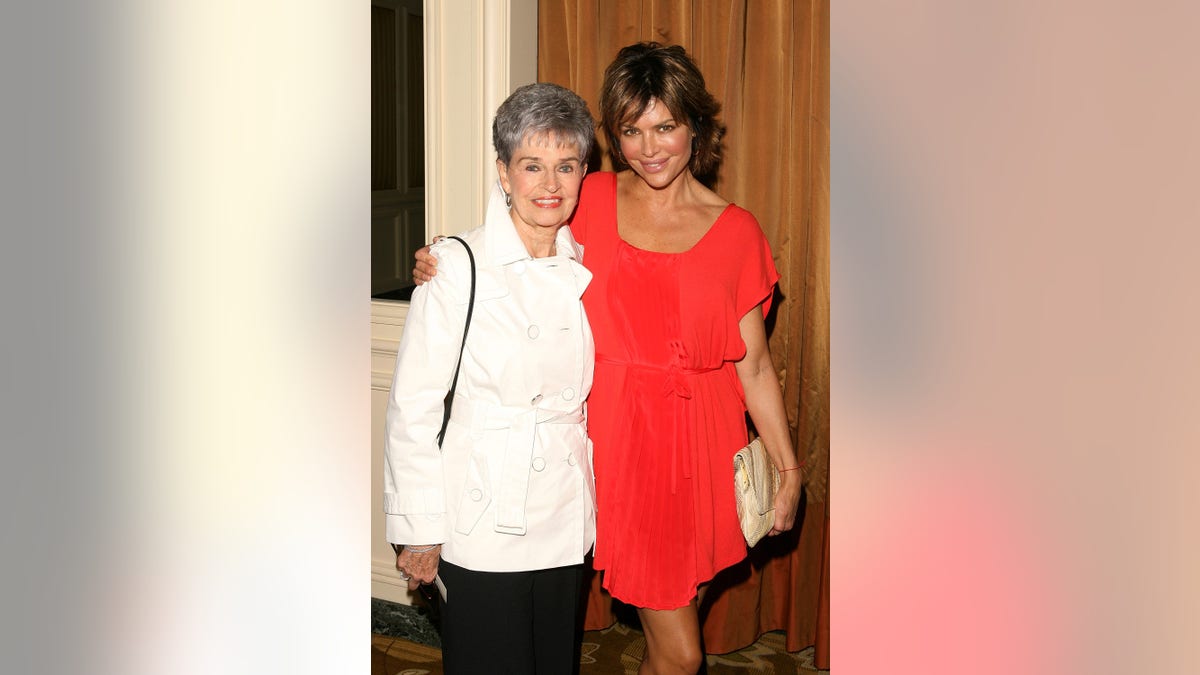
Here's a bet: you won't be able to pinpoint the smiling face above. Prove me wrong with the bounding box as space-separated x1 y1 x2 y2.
617 98 695 190
496 131 587 235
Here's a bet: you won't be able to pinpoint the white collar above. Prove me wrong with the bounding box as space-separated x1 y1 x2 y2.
482 180 585 266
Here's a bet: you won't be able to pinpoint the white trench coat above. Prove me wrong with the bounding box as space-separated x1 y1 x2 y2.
383 182 596 572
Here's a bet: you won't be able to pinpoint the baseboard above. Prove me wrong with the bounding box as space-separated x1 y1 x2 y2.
372 558 416 605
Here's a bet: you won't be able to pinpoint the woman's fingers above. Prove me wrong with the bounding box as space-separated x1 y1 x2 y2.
396 545 442 588
411 244 440 285
768 480 803 535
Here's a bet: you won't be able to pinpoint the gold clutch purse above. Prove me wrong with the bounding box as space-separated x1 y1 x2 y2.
733 438 780 547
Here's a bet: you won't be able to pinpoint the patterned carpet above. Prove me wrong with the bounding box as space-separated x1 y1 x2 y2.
372 605 829 674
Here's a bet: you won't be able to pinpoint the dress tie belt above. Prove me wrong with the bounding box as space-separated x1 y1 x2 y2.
595 355 720 397
448 397 584 535
594 355 722 493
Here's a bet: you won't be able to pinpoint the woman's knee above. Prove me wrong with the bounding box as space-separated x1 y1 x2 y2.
645 634 703 673
638 603 704 674
674 644 704 673
647 651 703 674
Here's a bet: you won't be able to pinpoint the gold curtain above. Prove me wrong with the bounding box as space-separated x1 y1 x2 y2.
538 0 829 665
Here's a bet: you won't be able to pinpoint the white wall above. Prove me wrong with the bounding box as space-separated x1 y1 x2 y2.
371 0 538 606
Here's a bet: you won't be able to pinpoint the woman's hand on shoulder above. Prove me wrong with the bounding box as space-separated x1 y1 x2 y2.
411 237 444 285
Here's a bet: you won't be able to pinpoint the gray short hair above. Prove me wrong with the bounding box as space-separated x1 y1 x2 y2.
492 83 595 165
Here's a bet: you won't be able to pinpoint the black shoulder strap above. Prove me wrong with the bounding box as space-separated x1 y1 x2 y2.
436 235 476 447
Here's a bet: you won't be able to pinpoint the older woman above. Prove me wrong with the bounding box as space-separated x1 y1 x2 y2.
382 82 596 675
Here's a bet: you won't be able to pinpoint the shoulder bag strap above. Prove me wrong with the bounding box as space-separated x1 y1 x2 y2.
436 235 475 447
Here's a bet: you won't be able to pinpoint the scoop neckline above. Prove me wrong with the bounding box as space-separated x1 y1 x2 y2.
616 202 735 256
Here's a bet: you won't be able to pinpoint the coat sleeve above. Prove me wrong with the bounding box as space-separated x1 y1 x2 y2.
382 242 470 545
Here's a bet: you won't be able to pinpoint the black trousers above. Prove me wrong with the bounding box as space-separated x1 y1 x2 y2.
438 559 585 675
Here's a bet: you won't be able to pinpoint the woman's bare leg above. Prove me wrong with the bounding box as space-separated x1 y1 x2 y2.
636 601 704 675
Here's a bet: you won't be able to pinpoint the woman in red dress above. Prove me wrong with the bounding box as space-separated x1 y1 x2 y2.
572 42 802 675
417 43 802 675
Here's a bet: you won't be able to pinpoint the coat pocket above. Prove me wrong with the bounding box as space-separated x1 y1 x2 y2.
453 449 492 535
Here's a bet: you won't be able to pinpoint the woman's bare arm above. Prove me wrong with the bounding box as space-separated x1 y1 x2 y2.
733 305 803 535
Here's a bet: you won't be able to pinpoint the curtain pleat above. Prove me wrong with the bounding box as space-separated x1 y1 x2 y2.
539 1 829 665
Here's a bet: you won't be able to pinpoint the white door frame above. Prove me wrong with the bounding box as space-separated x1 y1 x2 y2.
370 0 538 606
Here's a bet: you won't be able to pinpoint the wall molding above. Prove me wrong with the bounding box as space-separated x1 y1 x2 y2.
371 299 407 391
423 0 537 238
372 558 417 606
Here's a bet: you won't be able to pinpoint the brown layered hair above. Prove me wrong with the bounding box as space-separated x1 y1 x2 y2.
600 42 724 184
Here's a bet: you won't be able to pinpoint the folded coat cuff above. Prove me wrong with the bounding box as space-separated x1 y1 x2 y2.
383 487 446 515
386 513 445 546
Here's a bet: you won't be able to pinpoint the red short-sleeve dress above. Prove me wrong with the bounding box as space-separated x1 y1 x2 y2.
571 172 780 610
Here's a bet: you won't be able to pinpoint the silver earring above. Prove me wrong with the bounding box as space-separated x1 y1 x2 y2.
504 192 512 207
